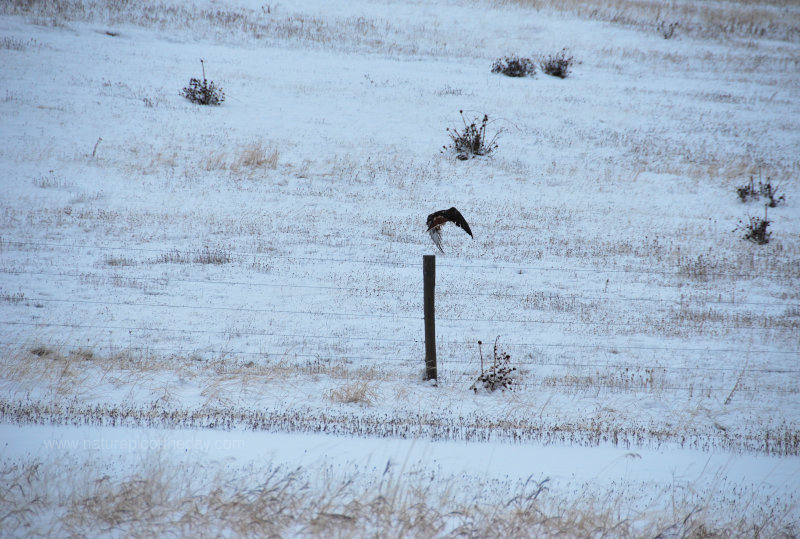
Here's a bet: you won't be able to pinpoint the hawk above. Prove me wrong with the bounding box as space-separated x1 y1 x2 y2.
426 207 473 253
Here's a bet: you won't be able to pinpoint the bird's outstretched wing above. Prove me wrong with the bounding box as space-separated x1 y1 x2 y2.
443 207 473 237
426 207 473 237
426 207 473 252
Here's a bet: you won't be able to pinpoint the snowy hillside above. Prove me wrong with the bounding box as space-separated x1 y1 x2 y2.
1 0 799 535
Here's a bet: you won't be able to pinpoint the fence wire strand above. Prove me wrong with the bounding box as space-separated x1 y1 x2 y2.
2 240 798 388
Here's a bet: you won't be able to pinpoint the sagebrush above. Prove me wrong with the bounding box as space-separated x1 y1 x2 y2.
181 59 225 105
491 55 536 77
470 337 517 393
736 175 784 207
539 49 574 78
658 21 679 39
442 110 501 160
735 206 771 245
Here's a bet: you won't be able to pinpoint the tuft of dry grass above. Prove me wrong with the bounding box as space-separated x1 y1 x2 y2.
32 170 72 189
0 36 38 50
236 142 279 170
0 291 26 304
103 254 137 267
202 141 279 175
327 380 379 405
152 247 232 265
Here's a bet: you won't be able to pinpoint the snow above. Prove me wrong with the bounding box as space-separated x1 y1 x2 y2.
5 422 797 497
3 421 798 531
1 0 799 533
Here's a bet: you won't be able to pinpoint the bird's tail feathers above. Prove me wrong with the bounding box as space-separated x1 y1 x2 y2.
429 228 444 253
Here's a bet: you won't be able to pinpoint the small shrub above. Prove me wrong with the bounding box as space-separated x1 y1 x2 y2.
657 21 679 39
759 180 784 207
30 346 55 358
470 337 517 393
736 176 784 207
539 49 574 79
735 206 771 245
0 291 25 304
181 59 225 106
736 180 756 202
1 37 37 50
491 55 536 77
442 110 501 161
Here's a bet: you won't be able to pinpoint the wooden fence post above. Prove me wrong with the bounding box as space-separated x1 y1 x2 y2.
423 255 437 381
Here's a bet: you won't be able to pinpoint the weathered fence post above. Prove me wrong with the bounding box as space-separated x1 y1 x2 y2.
423 255 437 381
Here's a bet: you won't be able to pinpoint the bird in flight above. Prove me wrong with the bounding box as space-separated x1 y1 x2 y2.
426 207 473 253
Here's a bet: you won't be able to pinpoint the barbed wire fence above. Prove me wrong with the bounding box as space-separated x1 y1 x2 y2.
1 239 798 395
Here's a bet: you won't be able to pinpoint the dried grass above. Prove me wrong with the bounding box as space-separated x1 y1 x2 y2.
235 142 279 170
0 346 396 408
505 0 800 42
200 141 280 176
3 0 797 52
0 1 798 535
103 254 137 267
0 455 794 537
0 0 454 55
2 388 798 456
326 380 379 405
152 247 232 265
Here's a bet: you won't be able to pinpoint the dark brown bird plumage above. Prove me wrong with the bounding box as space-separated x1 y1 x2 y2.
426 207 473 253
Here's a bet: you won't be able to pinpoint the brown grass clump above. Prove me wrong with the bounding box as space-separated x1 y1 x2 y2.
152 247 232 264
201 141 279 175
327 380 379 405
235 142 279 170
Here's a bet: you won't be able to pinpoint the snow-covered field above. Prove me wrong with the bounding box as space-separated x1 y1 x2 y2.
1 0 799 535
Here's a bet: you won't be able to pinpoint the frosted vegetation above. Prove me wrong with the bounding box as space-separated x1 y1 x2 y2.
1 0 799 535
